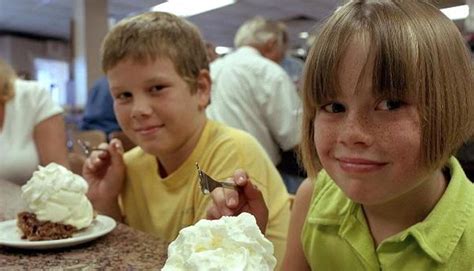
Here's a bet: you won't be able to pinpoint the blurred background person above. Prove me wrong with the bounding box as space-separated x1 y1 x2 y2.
0 58 69 185
79 76 121 136
205 41 220 63
206 16 302 193
278 22 305 88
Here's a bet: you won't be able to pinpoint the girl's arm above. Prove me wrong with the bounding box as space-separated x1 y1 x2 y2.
281 178 314 271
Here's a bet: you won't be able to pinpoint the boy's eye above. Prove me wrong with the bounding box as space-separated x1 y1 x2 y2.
150 85 165 92
116 92 132 101
376 99 404 111
321 102 345 113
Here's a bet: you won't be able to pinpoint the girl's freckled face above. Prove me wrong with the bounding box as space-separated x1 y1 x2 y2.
313 37 427 206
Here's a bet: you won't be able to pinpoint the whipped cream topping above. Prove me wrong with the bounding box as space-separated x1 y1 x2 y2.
21 163 94 229
162 212 276 271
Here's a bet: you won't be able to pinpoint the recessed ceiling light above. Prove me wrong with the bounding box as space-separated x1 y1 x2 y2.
215 46 232 55
299 32 309 39
440 4 469 21
151 0 236 17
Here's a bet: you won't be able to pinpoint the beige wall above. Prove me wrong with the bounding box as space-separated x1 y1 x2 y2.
73 0 108 106
0 35 69 79
0 38 10 62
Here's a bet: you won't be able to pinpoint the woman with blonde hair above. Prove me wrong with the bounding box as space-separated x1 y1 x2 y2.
0 58 69 184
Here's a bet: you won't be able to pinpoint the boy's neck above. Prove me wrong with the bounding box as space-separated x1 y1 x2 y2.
156 117 207 178
362 168 448 247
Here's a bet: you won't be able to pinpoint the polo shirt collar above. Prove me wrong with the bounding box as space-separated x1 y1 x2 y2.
307 157 474 263
386 157 473 263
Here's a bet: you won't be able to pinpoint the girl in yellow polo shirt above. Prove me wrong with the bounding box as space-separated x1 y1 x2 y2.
207 1 474 270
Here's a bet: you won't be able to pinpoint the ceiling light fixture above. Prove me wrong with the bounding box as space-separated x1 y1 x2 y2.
440 4 469 20
299 32 309 39
215 46 232 55
151 0 236 17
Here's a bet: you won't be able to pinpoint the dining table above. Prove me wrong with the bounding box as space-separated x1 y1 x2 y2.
0 179 168 270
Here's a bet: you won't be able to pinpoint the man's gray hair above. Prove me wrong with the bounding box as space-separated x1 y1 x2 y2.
234 16 286 48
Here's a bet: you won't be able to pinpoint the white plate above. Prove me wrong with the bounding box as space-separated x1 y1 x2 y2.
0 215 116 249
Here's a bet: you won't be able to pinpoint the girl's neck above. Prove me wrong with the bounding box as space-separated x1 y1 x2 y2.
362 168 448 246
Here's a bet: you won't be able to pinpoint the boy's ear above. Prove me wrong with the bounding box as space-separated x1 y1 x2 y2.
195 69 211 110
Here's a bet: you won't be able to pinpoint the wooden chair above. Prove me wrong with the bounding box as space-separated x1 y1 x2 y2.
67 130 107 176
289 194 295 210
68 152 86 176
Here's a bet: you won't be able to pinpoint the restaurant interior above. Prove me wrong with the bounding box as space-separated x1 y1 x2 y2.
1 0 473 269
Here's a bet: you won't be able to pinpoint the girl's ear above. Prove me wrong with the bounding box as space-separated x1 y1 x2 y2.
195 69 211 110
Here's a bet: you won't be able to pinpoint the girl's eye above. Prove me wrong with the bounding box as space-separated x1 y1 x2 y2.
376 99 404 111
321 102 345 113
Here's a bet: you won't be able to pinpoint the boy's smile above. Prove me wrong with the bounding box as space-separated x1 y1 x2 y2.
134 124 164 137
107 56 210 172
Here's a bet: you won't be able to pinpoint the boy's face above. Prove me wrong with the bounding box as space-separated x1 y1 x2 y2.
313 37 443 207
107 57 210 158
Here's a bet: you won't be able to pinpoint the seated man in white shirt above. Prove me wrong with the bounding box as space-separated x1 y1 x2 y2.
206 17 302 193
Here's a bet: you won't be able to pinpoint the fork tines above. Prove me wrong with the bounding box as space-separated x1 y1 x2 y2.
195 162 237 194
77 139 108 156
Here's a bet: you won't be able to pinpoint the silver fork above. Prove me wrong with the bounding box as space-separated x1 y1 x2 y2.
77 139 109 157
195 163 237 194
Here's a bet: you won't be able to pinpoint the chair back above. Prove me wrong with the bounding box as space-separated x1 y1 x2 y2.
67 130 107 176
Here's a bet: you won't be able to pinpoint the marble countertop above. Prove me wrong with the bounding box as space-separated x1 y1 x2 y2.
0 179 168 270
0 224 168 270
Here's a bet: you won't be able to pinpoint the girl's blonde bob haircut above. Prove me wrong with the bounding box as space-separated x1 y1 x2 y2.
301 0 474 178
101 12 209 92
0 58 16 103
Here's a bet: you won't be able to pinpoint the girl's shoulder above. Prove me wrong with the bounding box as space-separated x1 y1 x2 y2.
305 170 353 224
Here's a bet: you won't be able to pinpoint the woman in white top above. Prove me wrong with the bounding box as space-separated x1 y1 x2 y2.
0 58 69 185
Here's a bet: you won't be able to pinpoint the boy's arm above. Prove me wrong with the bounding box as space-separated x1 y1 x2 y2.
281 178 313 271
83 139 125 222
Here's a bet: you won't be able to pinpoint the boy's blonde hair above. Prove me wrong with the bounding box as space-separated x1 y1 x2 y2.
301 0 474 178
0 58 16 103
101 12 209 92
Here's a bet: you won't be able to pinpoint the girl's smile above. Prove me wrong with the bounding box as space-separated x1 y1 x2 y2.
336 157 388 174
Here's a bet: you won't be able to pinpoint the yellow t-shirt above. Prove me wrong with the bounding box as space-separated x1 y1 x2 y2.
121 120 290 267
302 157 474 270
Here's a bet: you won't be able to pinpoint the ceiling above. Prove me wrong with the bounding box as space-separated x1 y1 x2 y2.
0 0 467 49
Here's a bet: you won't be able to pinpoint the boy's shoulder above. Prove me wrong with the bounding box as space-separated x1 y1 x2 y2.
123 146 149 165
204 120 275 167
206 120 263 150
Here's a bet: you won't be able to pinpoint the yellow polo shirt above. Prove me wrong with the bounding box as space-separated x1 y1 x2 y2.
302 157 474 270
120 120 290 269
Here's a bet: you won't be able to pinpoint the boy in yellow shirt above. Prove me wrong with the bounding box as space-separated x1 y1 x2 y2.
83 12 290 268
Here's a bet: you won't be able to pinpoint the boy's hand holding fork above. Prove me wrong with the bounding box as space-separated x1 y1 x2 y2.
82 138 125 222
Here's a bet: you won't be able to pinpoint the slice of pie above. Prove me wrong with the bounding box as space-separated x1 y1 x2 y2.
17 212 78 241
